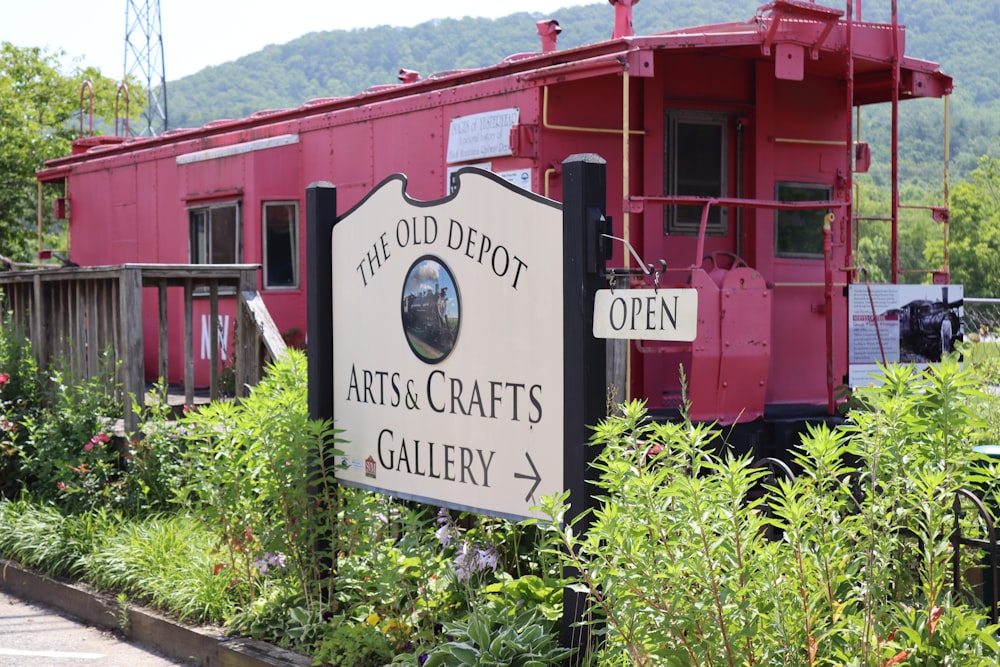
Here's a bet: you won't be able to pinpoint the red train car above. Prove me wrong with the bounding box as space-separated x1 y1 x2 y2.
34 0 952 452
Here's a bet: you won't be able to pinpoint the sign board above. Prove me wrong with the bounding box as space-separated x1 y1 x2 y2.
446 108 519 163
592 288 698 341
446 163 533 194
329 169 563 520
848 283 963 387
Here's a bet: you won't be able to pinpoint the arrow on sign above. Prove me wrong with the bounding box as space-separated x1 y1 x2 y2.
514 452 541 502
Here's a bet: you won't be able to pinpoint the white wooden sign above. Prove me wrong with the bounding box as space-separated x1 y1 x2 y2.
331 169 563 520
593 288 698 341
446 108 519 163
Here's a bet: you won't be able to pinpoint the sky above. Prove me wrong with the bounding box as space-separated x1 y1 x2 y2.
1 0 601 81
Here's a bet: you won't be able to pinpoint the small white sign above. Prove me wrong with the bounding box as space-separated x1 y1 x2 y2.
446 108 519 163
447 163 532 194
593 288 698 341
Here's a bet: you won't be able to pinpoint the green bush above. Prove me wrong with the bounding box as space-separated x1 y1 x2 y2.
173 349 343 609
16 355 123 509
421 605 575 667
540 358 1000 666
0 316 40 498
6 333 1000 666
312 616 396 667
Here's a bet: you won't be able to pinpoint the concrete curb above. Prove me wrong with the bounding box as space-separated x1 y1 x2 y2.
0 559 312 667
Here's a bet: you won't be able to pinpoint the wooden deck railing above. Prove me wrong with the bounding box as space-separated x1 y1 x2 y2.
0 263 286 432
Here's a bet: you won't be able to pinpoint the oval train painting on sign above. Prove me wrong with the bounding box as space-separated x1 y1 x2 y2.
401 256 461 363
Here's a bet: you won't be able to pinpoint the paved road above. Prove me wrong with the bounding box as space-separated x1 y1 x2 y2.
0 590 187 667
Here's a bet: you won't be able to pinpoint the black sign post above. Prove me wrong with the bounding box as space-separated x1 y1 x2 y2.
306 181 336 424
306 161 607 659
560 153 609 659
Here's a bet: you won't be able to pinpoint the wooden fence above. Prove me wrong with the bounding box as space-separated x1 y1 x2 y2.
0 264 286 432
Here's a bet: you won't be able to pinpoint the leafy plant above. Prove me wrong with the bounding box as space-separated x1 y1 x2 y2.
312 615 396 667
0 315 40 498
16 352 123 509
174 349 343 608
123 379 192 513
539 359 1000 666
80 513 236 622
421 605 575 667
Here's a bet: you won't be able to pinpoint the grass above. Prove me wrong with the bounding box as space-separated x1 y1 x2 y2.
80 514 237 622
0 500 237 625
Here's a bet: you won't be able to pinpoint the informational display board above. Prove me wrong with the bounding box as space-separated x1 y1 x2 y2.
445 108 519 163
329 169 564 520
848 283 963 387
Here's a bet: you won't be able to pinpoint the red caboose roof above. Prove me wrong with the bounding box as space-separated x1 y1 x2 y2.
37 2 951 181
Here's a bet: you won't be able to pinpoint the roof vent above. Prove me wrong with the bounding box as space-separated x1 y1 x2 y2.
536 20 561 53
609 0 640 39
398 69 420 84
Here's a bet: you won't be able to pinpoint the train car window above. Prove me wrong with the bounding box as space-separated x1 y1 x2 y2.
188 202 242 264
263 201 299 289
664 111 729 236
773 182 831 258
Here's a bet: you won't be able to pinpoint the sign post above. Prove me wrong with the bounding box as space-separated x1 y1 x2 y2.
306 182 336 425
560 154 609 658
307 158 608 659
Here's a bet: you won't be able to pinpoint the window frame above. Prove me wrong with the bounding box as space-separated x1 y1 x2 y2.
773 181 833 259
188 200 242 265
262 200 300 290
663 110 730 236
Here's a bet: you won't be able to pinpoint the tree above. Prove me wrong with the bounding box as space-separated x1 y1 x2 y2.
0 43 135 261
947 156 1000 297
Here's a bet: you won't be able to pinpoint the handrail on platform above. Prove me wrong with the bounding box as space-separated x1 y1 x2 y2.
0 263 286 433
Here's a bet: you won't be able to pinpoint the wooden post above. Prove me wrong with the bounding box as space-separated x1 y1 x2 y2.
209 281 219 401
236 267 259 397
158 279 168 399
118 267 144 435
184 278 194 407
32 274 45 370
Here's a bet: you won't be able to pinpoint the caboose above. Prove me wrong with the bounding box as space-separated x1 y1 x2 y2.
33 0 952 453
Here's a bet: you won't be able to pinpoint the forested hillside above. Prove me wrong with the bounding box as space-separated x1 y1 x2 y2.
166 0 1000 185
161 0 1000 294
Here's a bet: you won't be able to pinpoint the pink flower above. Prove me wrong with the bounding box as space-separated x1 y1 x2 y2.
0 373 9 385
87 433 111 449
56 481 69 491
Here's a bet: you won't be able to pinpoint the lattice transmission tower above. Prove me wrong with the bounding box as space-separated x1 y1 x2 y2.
123 0 168 136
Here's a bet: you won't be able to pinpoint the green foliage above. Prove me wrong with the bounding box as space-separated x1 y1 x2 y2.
0 498 121 578
124 382 191 512
14 354 123 510
79 513 236 622
541 361 1000 666
312 616 396 667
0 498 238 624
0 314 41 497
173 349 343 608
421 606 575 667
0 43 141 260
7 331 1000 665
949 156 1000 296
